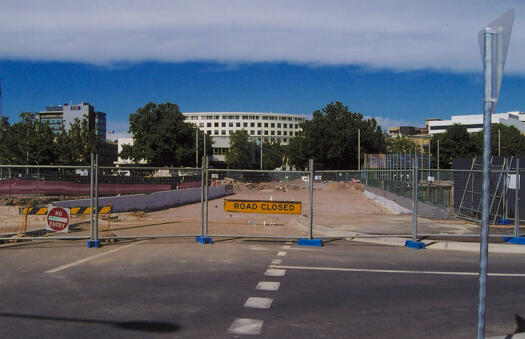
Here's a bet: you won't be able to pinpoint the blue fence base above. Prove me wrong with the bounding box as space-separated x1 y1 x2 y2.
298 238 322 247
87 240 101 248
405 240 426 250
503 237 525 245
196 236 213 244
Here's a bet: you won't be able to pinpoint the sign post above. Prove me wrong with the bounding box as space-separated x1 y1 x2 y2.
46 206 70 233
477 9 514 339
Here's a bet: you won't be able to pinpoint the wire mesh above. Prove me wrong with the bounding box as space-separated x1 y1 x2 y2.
206 169 310 238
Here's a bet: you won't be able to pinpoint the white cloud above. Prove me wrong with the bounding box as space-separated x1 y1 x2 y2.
1 0 524 73
366 116 418 129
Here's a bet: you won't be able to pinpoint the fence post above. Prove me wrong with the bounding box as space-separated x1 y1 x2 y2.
87 153 100 248
200 156 205 237
412 157 419 241
204 156 209 237
309 159 314 240
95 154 99 244
515 158 520 238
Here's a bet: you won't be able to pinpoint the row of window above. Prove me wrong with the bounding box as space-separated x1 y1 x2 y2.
198 122 300 129
186 114 304 122
208 129 297 137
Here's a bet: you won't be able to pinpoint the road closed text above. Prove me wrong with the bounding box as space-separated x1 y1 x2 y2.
224 199 302 215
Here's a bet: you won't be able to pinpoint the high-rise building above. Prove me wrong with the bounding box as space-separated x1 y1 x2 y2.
37 102 107 141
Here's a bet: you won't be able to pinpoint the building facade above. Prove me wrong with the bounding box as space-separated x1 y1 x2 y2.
183 112 306 161
38 102 107 141
428 111 525 135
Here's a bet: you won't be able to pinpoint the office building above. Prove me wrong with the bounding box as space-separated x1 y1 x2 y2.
428 111 525 135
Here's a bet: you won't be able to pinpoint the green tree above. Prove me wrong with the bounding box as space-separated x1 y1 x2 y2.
262 140 286 170
0 116 13 165
385 136 418 154
430 124 475 168
288 102 385 169
56 117 99 165
226 130 255 168
470 124 525 157
121 102 212 166
10 112 57 165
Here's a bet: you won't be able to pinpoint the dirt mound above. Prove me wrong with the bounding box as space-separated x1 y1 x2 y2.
227 179 307 193
328 181 365 192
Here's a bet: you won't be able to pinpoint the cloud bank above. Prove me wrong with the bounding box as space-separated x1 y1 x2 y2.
1 0 524 73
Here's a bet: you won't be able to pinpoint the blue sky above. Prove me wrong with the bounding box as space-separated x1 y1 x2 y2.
1 1 525 138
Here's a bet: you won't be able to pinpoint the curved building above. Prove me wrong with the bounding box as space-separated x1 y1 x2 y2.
183 112 306 161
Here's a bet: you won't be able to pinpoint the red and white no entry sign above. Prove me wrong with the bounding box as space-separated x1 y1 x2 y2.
46 206 70 233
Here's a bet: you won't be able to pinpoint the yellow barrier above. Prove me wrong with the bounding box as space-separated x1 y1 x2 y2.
224 199 301 215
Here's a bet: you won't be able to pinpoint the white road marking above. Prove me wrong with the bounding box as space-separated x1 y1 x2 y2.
285 241 293 245
256 281 280 291
282 245 291 249
45 241 145 273
228 318 264 335
244 297 273 309
277 251 287 256
271 265 525 277
271 259 282 265
265 268 286 276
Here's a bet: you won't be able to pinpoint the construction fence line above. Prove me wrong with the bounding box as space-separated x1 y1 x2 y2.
0 155 522 245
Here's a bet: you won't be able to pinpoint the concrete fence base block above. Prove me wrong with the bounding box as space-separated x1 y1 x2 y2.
405 240 426 250
87 240 101 248
503 237 525 245
298 238 322 247
196 236 213 244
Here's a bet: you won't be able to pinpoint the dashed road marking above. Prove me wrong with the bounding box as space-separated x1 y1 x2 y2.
285 241 293 244
228 318 264 335
277 251 287 256
271 259 282 265
244 297 273 309
282 245 291 249
265 268 286 276
270 265 525 277
45 241 145 274
256 281 280 291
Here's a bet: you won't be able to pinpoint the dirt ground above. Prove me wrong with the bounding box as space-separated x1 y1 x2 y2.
0 181 486 239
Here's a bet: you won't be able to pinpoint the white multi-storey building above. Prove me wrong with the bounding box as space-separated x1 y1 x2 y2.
183 112 306 161
428 111 525 135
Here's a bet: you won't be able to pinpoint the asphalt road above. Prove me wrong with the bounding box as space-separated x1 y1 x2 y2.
0 238 524 338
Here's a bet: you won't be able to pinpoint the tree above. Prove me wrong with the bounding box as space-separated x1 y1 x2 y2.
430 124 475 168
262 140 286 170
226 130 255 168
0 116 13 165
385 136 418 154
288 102 385 169
10 112 57 165
470 124 525 157
121 102 212 166
56 117 99 165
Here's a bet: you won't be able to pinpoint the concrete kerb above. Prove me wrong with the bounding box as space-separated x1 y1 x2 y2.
347 235 525 254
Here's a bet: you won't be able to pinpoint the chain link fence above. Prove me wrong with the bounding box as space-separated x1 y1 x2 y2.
1 156 523 245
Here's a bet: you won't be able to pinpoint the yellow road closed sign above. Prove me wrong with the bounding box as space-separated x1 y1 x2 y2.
224 199 301 215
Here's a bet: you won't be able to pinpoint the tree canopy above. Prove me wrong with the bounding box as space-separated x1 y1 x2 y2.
225 130 255 168
288 102 385 169
385 136 418 154
121 102 212 167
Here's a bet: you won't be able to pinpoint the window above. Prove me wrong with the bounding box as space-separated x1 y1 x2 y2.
283 138 287 142
214 122 219 127
236 122 240 127
295 124 299 128
277 131 281 135
221 130 226 135
250 130 254 135
243 122 248 127
264 131 268 135
263 116 268 120
277 123 281 128
250 122 255 127
257 130 261 135
199 123 204 127
271 131 275 135
257 123 261 127
222 122 226 127
264 123 268 128
271 123 275 128
214 130 219 135
207 123 211 127
284 131 288 136
229 130 233 135
229 122 233 127
207 131 211 135
284 123 287 128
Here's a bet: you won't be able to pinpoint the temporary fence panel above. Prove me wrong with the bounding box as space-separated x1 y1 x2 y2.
206 169 310 239
0 165 93 241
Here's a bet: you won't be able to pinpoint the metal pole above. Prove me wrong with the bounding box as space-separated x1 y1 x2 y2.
200 156 205 237
478 27 493 339
204 156 209 237
196 129 199 168
309 159 314 240
515 158 520 238
94 154 99 243
260 133 263 170
89 153 94 241
437 139 440 184
412 156 418 241
358 128 361 171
